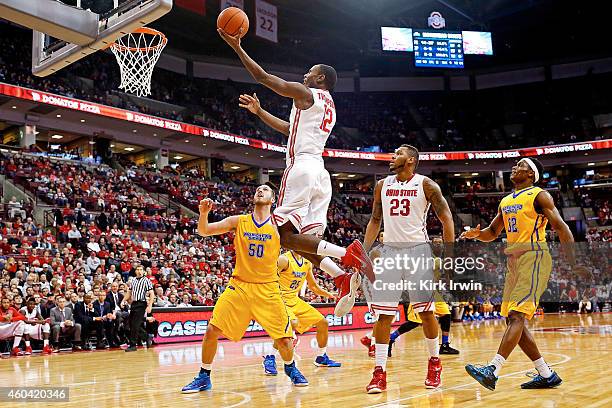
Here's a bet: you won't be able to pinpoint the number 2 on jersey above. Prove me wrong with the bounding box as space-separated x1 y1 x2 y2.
319 105 334 133
389 198 411 216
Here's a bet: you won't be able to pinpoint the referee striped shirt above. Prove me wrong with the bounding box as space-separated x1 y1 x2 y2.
129 276 153 302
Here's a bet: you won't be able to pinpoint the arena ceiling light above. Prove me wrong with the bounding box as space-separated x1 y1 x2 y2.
332 173 339 177
230 165 241 170
184 139 189 143
124 147 135 151
268 170 274 173
453 173 461 176
471 172 479 176
348 174 356 178
11 106 16 109
56 114 61 118
110 144 115 148
587 162 595 166
51 134 63 139
173 155 183 160
88 140 96 145
80 119 85 123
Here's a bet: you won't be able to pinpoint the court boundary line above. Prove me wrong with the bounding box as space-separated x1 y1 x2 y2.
363 352 571 408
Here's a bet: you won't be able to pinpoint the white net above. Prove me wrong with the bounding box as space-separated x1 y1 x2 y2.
110 27 167 97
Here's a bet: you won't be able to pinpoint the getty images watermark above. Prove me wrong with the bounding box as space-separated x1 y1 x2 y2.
370 249 486 292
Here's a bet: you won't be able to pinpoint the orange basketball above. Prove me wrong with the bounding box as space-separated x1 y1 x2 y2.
217 7 249 38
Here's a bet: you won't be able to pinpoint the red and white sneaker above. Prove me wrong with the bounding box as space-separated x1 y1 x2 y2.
360 336 375 358
24 346 33 355
333 272 361 317
11 347 24 357
341 240 375 283
425 357 442 388
366 366 387 394
42 345 53 355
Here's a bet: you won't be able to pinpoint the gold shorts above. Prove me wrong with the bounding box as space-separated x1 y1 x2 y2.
501 250 552 320
210 278 292 341
284 296 325 334
407 302 451 324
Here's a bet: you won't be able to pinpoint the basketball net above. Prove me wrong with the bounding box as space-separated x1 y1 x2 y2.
110 27 167 97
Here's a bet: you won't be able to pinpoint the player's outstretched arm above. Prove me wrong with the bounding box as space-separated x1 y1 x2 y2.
424 178 455 243
218 29 312 103
239 93 290 136
459 210 504 242
197 198 240 237
306 266 335 299
364 179 384 252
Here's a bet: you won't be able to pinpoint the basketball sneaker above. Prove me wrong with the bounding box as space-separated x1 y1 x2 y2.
181 371 212 393
284 363 309 387
439 343 460 354
333 272 361 317
425 357 442 388
42 345 53 355
11 347 24 356
314 353 341 367
341 240 375 282
366 366 387 394
465 364 497 391
520 371 562 389
263 355 277 376
360 336 375 358
24 346 33 355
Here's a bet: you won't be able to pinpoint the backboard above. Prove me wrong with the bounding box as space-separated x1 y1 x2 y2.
0 0 172 77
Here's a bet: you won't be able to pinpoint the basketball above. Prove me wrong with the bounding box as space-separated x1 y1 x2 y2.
217 7 249 38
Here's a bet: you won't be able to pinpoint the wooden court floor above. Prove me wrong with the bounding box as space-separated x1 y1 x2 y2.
1 313 611 407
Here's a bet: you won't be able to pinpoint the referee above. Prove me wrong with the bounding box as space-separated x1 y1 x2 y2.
124 265 154 352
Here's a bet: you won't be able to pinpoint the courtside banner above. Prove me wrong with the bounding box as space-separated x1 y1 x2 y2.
153 304 406 344
1 82 610 161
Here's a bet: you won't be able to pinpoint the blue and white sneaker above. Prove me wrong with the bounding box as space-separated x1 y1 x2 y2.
465 364 498 391
263 355 278 376
181 371 212 393
314 353 341 367
521 371 562 389
284 363 309 387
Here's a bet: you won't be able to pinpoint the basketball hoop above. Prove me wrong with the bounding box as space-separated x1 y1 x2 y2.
110 27 167 97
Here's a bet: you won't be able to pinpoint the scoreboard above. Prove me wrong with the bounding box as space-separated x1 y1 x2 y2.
413 30 464 68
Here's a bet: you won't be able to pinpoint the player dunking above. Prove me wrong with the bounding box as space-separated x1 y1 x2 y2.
362 145 455 393
218 28 372 317
461 158 587 390
181 185 308 393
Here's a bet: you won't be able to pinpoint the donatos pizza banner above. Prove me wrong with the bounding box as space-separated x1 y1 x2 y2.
152 305 406 344
1 82 610 161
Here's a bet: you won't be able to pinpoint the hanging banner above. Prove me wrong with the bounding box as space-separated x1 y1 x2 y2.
255 0 278 43
220 0 243 10
175 0 206 15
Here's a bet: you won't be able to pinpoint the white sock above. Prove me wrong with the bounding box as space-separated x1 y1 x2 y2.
317 241 346 259
318 346 327 356
320 257 345 278
490 354 505 377
43 339 49 346
283 357 295 366
25 340 31 347
201 363 212 371
13 336 22 348
365 331 373 339
533 357 553 378
375 343 389 371
426 337 439 358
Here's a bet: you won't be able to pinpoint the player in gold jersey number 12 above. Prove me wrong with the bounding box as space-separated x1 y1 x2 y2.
461 157 590 391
